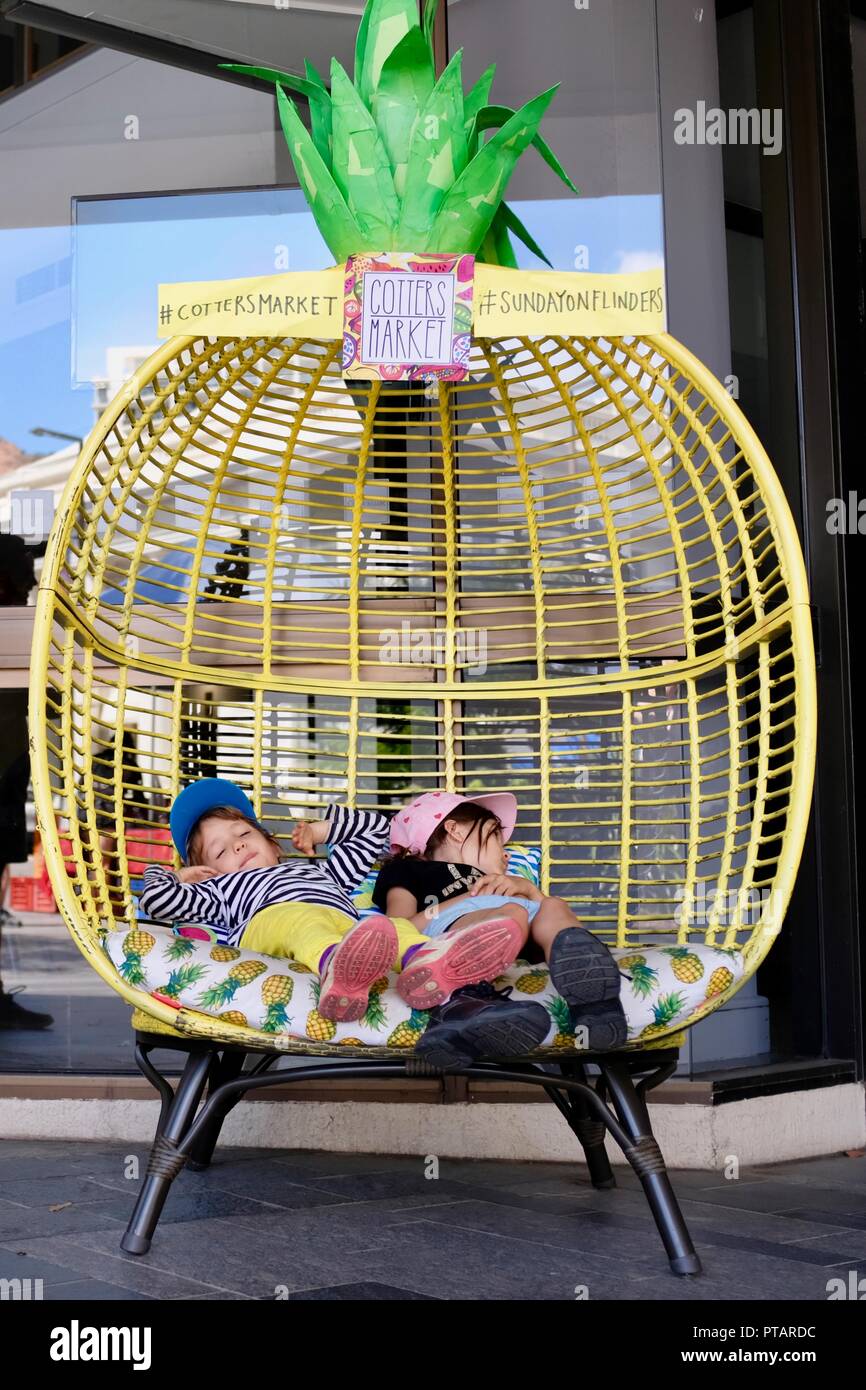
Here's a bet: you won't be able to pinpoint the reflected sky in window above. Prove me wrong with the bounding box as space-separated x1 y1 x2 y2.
0 186 664 451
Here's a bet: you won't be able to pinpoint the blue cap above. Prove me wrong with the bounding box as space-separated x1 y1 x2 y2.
169 777 260 858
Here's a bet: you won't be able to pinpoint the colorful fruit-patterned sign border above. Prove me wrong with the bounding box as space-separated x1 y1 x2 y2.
342 251 474 382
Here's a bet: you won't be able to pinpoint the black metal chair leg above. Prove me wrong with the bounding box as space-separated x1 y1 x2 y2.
600 1058 702 1276
134 1042 175 1138
186 1050 249 1171
121 1050 213 1256
119 1041 699 1276
556 1061 616 1189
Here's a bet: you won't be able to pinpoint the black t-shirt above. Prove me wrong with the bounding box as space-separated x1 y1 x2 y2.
0 691 31 866
372 857 484 913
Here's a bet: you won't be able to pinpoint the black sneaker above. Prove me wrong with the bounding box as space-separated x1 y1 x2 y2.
548 927 621 1006
569 998 628 1051
548 928 628 1051
414 982 550 1072
0 987 54 1030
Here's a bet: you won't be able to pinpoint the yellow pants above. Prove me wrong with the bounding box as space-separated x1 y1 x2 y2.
239 903 427 975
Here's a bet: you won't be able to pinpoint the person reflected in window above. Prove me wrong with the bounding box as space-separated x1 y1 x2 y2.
82 730 148 913
0 536 52 1027
0 747 53 1029
0 532 45 605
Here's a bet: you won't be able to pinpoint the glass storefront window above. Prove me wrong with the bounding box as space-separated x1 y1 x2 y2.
449 0 664 271
15 0 360 72
0 17 16 92
0 18 85 95
0 0 829 1079
29 26 83 76
717 4 771 448
0 1 669 1073
0 41 291 1068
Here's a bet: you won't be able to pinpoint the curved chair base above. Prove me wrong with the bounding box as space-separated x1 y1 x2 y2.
123 1034 701 1276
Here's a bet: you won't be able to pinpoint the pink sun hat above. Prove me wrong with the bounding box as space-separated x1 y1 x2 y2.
390 790 518 854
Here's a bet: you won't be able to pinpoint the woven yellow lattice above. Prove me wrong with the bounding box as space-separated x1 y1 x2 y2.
29 331 816 1048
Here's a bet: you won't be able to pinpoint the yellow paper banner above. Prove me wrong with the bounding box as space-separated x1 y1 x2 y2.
157 268 344 338
157 264 665 340
473 264 666 337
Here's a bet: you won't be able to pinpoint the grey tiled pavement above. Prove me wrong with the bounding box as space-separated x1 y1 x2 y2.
1 1139 865 1299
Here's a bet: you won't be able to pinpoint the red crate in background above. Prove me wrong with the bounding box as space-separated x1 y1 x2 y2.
127 827 174 877
56 826 175 879
33 875 57 914
4 844 58 914
8 877 34 912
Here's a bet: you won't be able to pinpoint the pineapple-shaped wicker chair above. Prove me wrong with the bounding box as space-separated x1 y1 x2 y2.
29 3 815 1273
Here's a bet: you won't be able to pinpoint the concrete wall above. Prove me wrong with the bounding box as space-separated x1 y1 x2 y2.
450 0 662 200
656 0 732 380
0 46 280 231
1 1083 863 1167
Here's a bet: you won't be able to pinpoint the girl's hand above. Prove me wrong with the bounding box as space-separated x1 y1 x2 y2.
177 866 217 883
468 873 542 902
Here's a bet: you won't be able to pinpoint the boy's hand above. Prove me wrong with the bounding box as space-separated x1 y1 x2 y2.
292 822 316 857
292 820 329 857
468 873 543 902
177 866 218 883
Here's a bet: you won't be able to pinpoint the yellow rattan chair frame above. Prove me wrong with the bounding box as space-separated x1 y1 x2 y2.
29 330 816 1058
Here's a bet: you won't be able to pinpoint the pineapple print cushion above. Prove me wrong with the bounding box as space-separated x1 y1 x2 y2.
104 926 745 1051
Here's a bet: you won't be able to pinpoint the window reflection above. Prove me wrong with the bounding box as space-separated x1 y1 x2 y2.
0 4 672 1073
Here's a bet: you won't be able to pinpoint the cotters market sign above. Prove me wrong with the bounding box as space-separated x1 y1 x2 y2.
156 261 666 346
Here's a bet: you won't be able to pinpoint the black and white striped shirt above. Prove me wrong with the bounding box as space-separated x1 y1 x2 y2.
138 805 389 947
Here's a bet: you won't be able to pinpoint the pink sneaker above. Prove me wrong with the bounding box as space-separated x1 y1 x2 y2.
318 915 399 1023
396 917 525 1010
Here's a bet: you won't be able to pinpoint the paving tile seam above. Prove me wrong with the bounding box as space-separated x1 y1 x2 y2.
193 1182 349 1209
0 1196 134 1213
557 1208 866 1268
582 1205 866 1244
162 1187 309 1214
777 1228 857 1245
700 1176 866 1199
0 1263 97 1290
774 1206 866 1226
681 1232 865 1267
221 1194 478 1232
1 1235 246 1297
0 1216 129 1237
174 1284 258 1295
386 1223 676 1276
0 1196 54 1212
377 1214 667 1276
218 1206 370 1236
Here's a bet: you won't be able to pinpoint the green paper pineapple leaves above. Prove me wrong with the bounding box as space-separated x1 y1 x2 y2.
221 0 578 266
